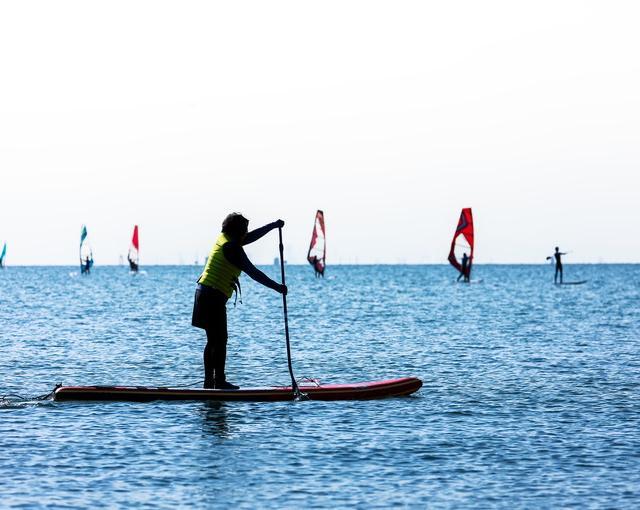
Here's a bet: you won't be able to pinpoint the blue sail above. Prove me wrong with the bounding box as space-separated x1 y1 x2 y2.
0 242 6 267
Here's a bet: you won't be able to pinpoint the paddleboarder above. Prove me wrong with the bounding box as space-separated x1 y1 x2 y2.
547 247 567 284
192 213 287 390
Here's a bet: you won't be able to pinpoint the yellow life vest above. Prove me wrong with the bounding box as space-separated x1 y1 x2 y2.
198 233 241 299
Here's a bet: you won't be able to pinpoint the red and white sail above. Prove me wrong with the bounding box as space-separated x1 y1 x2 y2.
448 208 474 278
128 225 139 268
307 210 326 276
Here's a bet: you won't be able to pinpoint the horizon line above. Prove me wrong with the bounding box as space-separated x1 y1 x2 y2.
1 262 638 268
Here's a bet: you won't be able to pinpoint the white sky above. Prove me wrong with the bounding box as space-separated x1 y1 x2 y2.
1 1 638 265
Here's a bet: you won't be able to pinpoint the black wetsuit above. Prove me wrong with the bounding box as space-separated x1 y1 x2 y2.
457 254 470 282
128 256 138 272
192 225 282 388
554 252 564 284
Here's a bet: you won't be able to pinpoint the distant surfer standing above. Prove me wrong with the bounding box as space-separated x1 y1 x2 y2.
192 213 287 389
128 254 138 273
547 247 567 284
310 255 323 278
457 252 470 283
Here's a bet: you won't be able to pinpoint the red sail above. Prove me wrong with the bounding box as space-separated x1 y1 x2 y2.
448 208 474 278
131 225 139 251
307 210 326 276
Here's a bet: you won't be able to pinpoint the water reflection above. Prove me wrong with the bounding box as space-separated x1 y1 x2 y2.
200 401 230 438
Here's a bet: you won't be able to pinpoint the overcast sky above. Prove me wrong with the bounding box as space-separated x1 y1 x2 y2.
1 1 638 265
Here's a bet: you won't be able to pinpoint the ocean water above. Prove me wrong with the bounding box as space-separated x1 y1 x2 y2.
1 264 639 508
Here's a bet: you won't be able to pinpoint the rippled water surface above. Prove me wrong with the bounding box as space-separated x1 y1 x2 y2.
1 265 639 508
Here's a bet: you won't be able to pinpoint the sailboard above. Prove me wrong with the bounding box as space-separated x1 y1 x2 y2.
556 280 587 286
128 225 139 272
307 210 326 277
79 225 94 274
448 208 474 282
0 242 6 268
53 377 422 402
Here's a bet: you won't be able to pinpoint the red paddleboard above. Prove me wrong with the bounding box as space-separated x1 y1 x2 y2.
53 377 422 402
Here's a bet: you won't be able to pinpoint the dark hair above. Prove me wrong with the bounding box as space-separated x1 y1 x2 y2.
222 213 249 240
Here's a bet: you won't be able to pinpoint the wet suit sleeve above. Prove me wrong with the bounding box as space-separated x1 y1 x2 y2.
223 241 282 292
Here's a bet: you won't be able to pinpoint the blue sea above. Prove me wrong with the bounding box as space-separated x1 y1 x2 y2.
1 264 639 508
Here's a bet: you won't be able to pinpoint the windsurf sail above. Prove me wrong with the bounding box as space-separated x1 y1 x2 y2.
448 208 474 281
128 225 139 272
0 242 6 267
307 210 326 277
80 225 94 274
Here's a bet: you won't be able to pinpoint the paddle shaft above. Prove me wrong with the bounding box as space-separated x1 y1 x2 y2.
278 227 299 395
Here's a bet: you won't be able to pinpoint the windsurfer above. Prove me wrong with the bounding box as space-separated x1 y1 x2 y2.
448 208 474 283
128 254 138 272
547 247 566 284
310 255 322 278
192 213 287 390
307 210 326 277
82 256 91 274
128 225 140 273
457 252 470 282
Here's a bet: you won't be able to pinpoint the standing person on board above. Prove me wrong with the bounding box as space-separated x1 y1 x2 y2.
457 252 470 283
309 255 322 278
192 213 287 389
547 246 567 284
128 253 138 273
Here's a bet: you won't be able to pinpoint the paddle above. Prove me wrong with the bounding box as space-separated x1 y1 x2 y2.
278 227 303 399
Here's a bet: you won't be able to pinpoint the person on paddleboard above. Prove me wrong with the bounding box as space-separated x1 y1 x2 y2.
546 247 567 284
192 213 287 390
457 252 470 282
